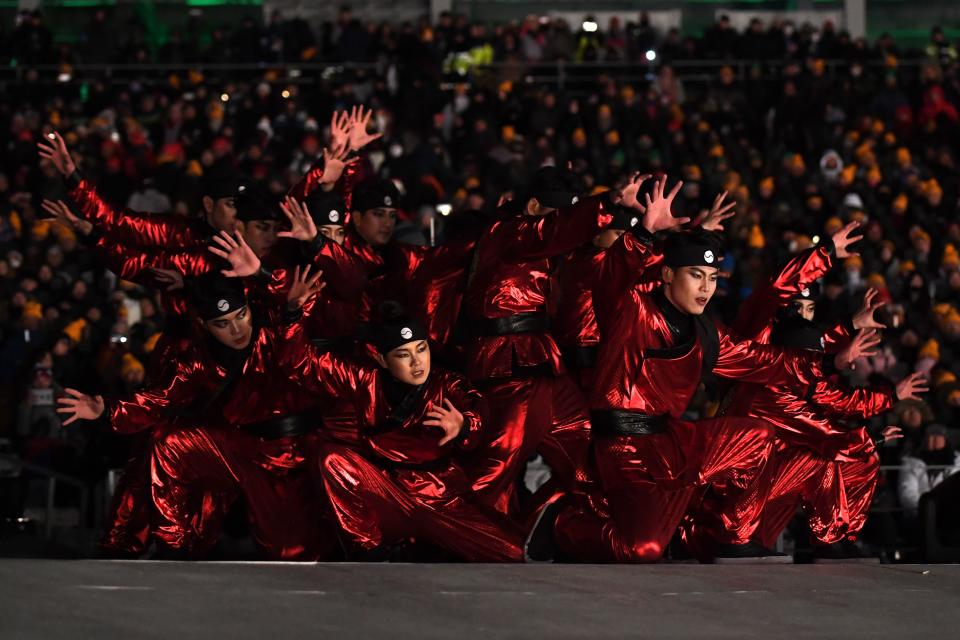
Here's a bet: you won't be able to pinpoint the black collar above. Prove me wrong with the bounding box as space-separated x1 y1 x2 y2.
654 288 693 342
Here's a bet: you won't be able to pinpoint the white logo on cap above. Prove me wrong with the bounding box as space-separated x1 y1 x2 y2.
400 327 413 340
629 216 639 228
217 299 229 312
802 288 811 298
328 210 340 222
384 196 393 207
571 196 579 205
704 250 715 264
820 337 826 349
238 185 246 193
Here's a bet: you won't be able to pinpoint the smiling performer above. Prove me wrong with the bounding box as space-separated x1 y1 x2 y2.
57 265 337 560
534 177 867 563
279 277 524 562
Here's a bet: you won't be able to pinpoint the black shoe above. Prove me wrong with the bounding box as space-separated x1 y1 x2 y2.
813 540 879 564
713 541 793 564
524 499 565 563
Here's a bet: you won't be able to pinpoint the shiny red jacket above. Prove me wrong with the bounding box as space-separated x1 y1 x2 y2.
589 234 825 416
278 316 486 465
109 309 320 435
724 375 893 459
460 196 614 380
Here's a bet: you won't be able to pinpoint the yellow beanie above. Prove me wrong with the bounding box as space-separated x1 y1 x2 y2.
121 353 145 378
919 338 941 361
63 318 87 343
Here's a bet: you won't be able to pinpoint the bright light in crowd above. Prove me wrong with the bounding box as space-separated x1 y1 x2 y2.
436 203 452 217
220 93 230 102
47 133 56 140
57 73 72 82
582 20 598 33
281 89 291 99
645 50 657 62
812 235 821 244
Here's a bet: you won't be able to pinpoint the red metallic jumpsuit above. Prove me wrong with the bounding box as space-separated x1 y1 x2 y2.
696 243 886 549
456 196 615 515
277 316 524 562
553 232 827 562
109 308 337 559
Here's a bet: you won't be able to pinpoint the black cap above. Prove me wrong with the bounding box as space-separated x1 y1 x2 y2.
203 173 249 201
371 302 428 355
528 165 580 210
303 189 347 227
770 316 825 352
352 178 400 213
607 205 642 231
191 273 247 321
792 281 821 302
235 185 283 223
663 229 725 269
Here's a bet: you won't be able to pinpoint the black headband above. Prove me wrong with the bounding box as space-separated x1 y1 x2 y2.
371 318 429 355
304 190 347 227
792 281 821 301
192 274 247 321
770 317 825 352
607 206 642 231
663 230 725 269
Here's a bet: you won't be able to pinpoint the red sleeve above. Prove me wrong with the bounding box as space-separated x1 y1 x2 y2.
811 378 895 419
69 179 202 249
288 156 361 204
594 231 662 332
821 321 853 354
440 371 488 452
497 195 614 261
278 312 374 398
108 358 206 434
103 243 218 282
714 322 825 387
732 245 833 340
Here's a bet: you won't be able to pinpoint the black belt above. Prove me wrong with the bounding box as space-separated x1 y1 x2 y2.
590 410 668 437
310 336 355 354
241 412 318 440
563 345 598 370
471 312 549 337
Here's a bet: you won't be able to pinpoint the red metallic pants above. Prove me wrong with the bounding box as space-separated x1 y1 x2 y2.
461 374 593 515
555 416 774 562
751 441 880 548
150 426 334 560
99 442 152 557
318 444 524 562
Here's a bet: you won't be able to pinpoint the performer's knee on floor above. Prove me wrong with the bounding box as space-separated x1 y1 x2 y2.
320 450 364 489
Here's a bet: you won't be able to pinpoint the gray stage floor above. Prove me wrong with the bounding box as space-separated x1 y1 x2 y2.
1 560 959 639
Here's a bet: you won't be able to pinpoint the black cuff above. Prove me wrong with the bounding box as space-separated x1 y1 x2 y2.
282 307 303 326
842 315 856 336
253 267 273 287
66 170 83 190
629 221 656 246
818 235 837 258
300 234 326 262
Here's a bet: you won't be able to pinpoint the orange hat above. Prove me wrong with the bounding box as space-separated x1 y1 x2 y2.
839 164 857 186
896 147 911 167
734 184 749 203
900 259 916 274
708 144 725 159
144 332 162 354
22 301 43 321
748 224 765 249
186 160 203 177
849 210 868 224
605 130 621 146
464 176 481 190
943 244 960 268
892 193 909 214
501 125 516 142
63 318 87 343
620 85 636 101
844 255 863 270
934 370 958 387
598 104 612 118
684 164 703 181
697 120 711 133
121 353 145 378
759 176 775 193
498 80 513 94
871 119 885 136
883 131 896 146
722 171 741 191
866 165 882 186
786 153 805 171
590 185 611 196
867 273 887 289
919 338 941 361
572 128 587 145
910 228 931 244
825 217 844 235
31 220 51 241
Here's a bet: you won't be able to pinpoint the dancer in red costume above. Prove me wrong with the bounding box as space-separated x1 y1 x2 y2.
534 175 870 563
278 271 524 562
56 250 337 560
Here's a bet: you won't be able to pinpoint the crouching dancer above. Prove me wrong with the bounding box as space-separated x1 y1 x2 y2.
280 270 525 562
57 249 337 560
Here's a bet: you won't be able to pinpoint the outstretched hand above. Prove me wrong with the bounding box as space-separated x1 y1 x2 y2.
881 425 904 443
853 288 887 331
833 221 863 259
617 172 652 211
37 131 76 177
694 190 737 232
41 199 93 236
56 388 105 425
286 264 325 311
834 329 882 370
148 268 185 292
278 196 318 242
208 230 261 278
642 175 688 234
896 371 929 402
424 399 465 446
346 105 383 152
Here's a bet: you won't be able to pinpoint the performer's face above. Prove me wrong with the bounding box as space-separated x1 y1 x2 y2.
238 220 280 257
593 228 625 249
792 299 816 320
662 265 718 315
353 208 396 246
379 339 431 385
204 196 238 233
319 225 346 245
203 305 254 350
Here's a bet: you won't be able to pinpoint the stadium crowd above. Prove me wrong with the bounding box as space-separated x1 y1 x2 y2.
1 7 959 559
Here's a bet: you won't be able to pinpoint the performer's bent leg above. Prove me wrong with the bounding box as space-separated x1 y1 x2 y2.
320 446 523 562
99 439 152 557
806 450 879 545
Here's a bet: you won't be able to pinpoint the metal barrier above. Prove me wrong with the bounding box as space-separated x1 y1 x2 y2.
1 454 91 541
